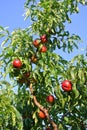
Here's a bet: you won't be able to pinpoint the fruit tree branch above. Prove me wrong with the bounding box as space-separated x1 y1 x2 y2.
29 83 59 130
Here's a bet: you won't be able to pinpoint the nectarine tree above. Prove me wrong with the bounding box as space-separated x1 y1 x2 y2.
0 0 87 130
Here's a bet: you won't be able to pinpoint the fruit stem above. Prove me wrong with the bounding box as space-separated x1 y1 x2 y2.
29 83 59 130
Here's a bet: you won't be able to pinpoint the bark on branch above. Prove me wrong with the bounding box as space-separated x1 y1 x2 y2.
29 83 59 130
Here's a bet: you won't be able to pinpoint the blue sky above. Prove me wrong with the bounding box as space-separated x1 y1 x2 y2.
0 0 87 60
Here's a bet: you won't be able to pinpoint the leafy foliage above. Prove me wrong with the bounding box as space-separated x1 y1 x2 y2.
0 0 87 130
0 81 23 130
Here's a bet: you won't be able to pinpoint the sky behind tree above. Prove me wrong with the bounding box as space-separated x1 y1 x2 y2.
0 0 87 60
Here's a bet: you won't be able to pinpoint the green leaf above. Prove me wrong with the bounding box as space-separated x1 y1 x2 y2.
32 111 38 124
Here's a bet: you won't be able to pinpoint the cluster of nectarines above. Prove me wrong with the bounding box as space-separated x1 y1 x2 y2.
12 34 48 83
38 80 73 119
12 34 48 67
33 34 48 53
37 80 72 129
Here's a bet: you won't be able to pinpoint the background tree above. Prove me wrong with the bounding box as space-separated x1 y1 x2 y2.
0 0 87 130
